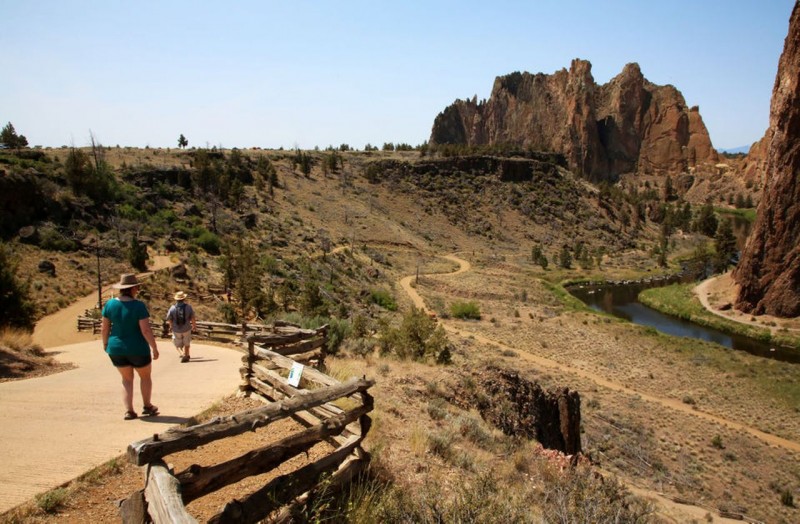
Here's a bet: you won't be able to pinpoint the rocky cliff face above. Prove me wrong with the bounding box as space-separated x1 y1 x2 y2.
740 131 771 189
734 3 800 317
430 59 718 181
452 367 582 455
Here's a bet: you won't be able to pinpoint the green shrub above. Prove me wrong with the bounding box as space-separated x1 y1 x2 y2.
350 313 369 338
193 229 221 254
428 431 454 460
379 307 451 364
450 301 481 320
118 203 147 221
324 317 351 355
344 337 374 357
38 225 77 252
273 313 350 356
456 414 493 448
781 489 794 507
35 487 68 514
426 398 448 421
218 302 237 324
369 288 397 311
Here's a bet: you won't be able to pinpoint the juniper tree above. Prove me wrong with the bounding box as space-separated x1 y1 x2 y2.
0 242 36 330
0 122 28 150
693 203 718 237
713 219 738 272
531 245 543 264
220 239 265 321
128 235 148 271
559 245 572 269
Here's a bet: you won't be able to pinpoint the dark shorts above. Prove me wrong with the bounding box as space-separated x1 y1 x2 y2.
109 354 152 368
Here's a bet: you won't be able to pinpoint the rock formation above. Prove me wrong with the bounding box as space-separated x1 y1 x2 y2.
453 367 581 455
740 131 771 189
430 59 718 181
734 3 800 317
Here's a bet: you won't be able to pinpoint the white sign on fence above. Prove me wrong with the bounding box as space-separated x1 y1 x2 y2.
287 362 305 387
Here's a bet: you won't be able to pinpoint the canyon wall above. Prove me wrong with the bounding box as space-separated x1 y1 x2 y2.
734 3 800 317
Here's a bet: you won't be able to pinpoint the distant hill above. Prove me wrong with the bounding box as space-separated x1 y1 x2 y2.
718 145 751 155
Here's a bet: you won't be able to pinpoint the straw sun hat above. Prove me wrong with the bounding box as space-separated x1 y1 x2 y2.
112 273 140 290
174 291 188 301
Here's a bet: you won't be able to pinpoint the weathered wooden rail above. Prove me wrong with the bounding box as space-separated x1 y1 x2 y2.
121 324 373 523
77 317 284 344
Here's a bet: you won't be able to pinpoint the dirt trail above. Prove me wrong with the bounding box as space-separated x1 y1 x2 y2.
693 271 800 335
396 253 763 521
399 254 800 456
399 253 470 311
33 254 176 349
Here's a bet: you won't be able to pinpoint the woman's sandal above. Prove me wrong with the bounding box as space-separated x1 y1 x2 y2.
124 411 138 420
142 404 159 417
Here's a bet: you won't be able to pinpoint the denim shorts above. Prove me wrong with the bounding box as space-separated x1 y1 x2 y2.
109 353 152 368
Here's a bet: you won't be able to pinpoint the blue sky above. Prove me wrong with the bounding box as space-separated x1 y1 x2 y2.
0 0 794 150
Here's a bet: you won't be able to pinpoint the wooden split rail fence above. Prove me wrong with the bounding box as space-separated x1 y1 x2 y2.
77 316 280 344
121 323 374 523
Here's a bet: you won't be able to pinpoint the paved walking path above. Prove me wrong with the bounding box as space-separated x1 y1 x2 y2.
0 255 248 514
0 339 243 514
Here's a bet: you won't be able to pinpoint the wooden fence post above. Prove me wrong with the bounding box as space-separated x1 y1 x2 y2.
241 338 255 395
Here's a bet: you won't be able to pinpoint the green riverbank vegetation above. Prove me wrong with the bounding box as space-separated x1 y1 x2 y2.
639 283 800 350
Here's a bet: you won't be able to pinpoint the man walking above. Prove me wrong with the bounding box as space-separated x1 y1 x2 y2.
165 291 196 362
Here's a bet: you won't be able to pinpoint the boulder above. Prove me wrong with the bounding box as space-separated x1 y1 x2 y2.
18 225 37 243
38 259 56 276
171 263 189 280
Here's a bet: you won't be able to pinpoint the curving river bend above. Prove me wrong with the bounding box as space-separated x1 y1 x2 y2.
569 279 800 364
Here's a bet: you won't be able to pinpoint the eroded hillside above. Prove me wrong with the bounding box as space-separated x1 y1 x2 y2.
2 146 796 523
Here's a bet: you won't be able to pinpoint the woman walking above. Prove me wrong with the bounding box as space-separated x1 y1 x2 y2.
101 273 160 420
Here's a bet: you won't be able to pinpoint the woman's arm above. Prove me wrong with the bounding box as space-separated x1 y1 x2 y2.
101 318 111 350
139 318 160 360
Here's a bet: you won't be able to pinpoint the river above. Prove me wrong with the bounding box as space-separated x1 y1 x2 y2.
569 214 800 363
569 279 799 363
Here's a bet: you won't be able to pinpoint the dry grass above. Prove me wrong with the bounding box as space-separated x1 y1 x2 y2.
5 147 798 522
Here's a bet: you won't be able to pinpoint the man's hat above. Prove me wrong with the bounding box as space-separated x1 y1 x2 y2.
174 291 188 301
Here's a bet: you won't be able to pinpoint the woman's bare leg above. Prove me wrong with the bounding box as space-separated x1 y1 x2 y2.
116 366 135 412
135 364 153 407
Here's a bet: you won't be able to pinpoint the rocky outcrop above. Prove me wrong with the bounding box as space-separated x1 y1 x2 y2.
452 367 581 455
734 3 800 317
740 131 771 188
37 260 56 276
368 153 565 182
430 59 718 181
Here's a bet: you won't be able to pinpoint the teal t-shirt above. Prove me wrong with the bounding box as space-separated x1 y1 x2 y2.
102 297 150 356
